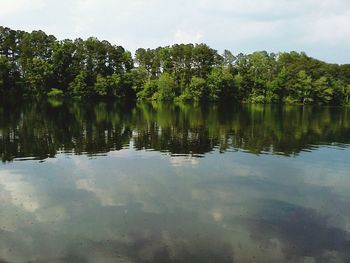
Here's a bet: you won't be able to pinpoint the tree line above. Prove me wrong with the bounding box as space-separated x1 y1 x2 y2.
1 26 350 105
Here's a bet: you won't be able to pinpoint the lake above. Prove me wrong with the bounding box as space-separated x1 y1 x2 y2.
0 100 350 263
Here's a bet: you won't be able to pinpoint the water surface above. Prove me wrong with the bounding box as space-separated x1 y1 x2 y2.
0 101 350 262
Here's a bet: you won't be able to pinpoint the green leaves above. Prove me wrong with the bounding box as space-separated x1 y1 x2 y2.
207 67 237 101
69 70 88 97
1 25 350 105
157 72 176 101
94 73 121 97
24 58 53 95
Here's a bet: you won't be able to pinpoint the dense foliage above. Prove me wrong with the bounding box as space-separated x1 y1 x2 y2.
1 26 350 104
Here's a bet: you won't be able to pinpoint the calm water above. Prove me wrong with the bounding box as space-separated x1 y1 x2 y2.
0 101 350 263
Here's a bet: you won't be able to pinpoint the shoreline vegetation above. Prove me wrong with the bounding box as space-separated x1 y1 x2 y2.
1 26 350 105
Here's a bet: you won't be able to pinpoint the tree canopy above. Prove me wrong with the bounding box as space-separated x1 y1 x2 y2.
1 26 350 105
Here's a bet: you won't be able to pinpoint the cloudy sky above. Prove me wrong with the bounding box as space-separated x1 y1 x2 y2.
1 0 350 63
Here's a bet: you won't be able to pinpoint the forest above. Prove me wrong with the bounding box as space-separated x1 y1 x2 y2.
1 26 350 105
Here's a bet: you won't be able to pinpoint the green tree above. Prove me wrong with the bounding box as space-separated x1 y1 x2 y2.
247 51 277 102
313 77 333 104
24 58 53 95
137 79 158 100
192 44 217 78
292 70 314 104
222 50 235 69
180 76 207 101
94 73 121 97
157 72 176 100
51 39 76 91
267 67 288 103
207 67 237 101
69 70 88 97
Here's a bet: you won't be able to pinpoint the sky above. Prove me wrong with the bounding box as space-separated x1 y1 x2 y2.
0 0 350 64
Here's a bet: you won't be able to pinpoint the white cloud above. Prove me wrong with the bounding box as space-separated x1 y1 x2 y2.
0 0 350 63
174 30 203 44
0 0 45 18
301 10 350 45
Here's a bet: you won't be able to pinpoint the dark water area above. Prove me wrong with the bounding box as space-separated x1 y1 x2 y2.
0 100 350 262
